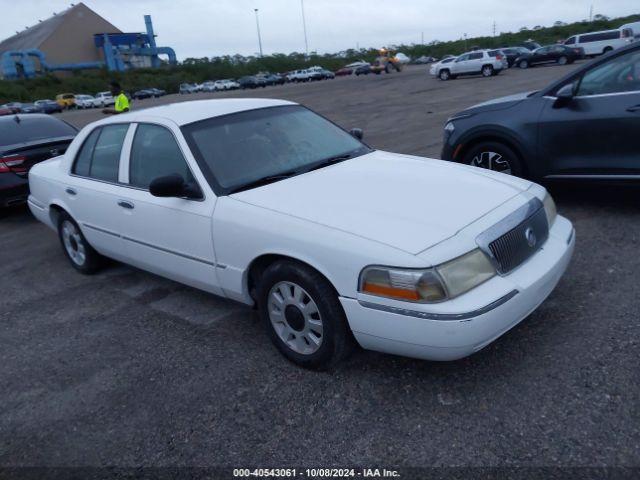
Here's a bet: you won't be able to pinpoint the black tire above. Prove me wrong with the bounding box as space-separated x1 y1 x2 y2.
57 211 104 274
557 55 568 65
519 60 529 69
481 65 494 77
461 141 525 178
439 69 451 81
257 260 354 370
603 47 613 54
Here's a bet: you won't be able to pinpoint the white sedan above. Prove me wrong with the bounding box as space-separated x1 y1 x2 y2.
27 99 575 369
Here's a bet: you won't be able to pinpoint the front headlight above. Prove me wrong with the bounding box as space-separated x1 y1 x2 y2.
444 122 455 135
359 249 496 303
543 192 557 226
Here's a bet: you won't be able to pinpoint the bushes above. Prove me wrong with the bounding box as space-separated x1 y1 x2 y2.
1 12 638 103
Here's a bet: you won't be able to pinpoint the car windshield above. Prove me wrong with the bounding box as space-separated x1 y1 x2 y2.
182 105 371 194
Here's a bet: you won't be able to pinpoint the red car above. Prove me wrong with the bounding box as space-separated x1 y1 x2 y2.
334 67 353 76
0 106 13 116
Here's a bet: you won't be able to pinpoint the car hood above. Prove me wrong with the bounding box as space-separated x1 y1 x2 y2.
457 91 534 116
230 151 528 254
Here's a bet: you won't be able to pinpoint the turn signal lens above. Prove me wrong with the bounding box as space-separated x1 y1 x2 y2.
543 192 557 226
359 267 447 303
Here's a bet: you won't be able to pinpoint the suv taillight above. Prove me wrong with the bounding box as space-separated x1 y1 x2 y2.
496 54 503 60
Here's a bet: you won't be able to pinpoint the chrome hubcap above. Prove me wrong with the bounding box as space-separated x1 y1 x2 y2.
268 281 323 355
483 67 492 76
470 151 512 175
61 220 86 266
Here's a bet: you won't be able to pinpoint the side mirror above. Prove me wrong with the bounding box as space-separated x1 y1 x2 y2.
554 84 575 108
149 174 200 198
350 128 364 140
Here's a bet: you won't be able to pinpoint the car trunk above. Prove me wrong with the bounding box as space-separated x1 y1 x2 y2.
1 137 73 177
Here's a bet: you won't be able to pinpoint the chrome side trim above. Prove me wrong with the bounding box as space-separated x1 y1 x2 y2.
358 290 519 322
544 174 640 180
82 223 216 266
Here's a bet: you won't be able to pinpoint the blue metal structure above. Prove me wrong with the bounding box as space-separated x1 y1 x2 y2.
1 15 176 79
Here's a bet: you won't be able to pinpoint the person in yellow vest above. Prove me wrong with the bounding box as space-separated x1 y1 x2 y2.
102 81 130 115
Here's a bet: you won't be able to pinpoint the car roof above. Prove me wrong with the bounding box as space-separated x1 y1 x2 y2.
94 98 297 126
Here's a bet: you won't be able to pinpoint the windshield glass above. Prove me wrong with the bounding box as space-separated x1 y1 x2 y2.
182 105 371 194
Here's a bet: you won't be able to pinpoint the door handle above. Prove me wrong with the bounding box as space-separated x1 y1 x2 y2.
117 200 134 210
65 187 77 196
627 105 640 113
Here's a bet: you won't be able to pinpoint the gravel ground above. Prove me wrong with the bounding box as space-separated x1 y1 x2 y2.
1 63 639 472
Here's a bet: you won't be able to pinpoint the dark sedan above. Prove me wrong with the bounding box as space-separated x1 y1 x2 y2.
34 99 63 114
441 43 640 182
133 89 154 100
335 67 353 76
238 76 265 89
515 44 584 68
501 47 532 67
355 65 371 76
262 74 286 86
0 114 77 207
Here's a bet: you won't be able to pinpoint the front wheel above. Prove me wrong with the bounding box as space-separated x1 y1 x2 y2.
57 212 104 274
258 260 354 370
439 69 451 81
461 141 525 177
519 60 529 69
557 55 568 65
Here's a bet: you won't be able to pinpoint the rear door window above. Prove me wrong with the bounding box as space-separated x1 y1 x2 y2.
72 124 128 182
469 52 483 60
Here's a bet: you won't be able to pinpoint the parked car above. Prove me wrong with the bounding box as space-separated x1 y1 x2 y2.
2 102 25 113
437 50 504 80
179 83 199 94
27 98 573 369
319 69 335 79
34 100 63 114
93 92 115 107
148 88 166 97
413 55 437 64
501 47 532 67
74 94 96 109
200 81 217 92
564 28 634 57
18 103 40 114
441 43 640 181
429 57 456 77
1 114 77 207
133 89 154 99
515 44 584 68
487 49 509 70
0 105 13 116
214 79 240 90
55 93 76 109
620 21 640 39
334 67 353 76
238 76 264 89
354 64 371 76
260 74 286 86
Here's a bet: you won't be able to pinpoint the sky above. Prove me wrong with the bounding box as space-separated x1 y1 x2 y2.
0 0 638 60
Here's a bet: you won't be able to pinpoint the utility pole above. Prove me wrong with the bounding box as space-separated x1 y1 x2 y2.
421 31 424 45
301 0 309 56
464 33 468 51
589 4 593 22
493 20 496 37
254 8 263 57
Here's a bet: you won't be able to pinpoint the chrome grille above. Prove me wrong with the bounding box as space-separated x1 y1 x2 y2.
476 199 549 275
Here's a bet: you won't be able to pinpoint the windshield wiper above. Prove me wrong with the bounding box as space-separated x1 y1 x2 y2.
305 153 355 173
229 170 298 194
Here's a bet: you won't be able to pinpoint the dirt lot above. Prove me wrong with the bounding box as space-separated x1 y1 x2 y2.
1 64 639 470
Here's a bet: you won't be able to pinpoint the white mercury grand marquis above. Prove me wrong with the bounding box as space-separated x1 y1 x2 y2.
28 99 575 369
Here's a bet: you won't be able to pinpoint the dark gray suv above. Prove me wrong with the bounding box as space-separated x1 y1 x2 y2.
441 43 640 181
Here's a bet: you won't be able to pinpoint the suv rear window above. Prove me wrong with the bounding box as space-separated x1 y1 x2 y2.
488 50 502 56
0 116 77 148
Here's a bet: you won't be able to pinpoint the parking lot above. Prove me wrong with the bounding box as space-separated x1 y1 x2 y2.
1 64 639 469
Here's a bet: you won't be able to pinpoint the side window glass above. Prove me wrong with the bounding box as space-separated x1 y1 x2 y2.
577 50 640 96
89 124 128 182
72 128 100 176
456 55 468 62
566 37 576 45
129 124 196 189
469 53 483 60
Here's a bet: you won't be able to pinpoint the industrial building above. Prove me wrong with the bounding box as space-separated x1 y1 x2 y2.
0 2 176 79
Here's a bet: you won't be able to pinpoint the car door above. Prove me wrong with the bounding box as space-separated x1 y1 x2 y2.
65 123 132 261
115 121 223 295
532 47 550 65
538 47 640 177
467 52 484 73
452 54 470 74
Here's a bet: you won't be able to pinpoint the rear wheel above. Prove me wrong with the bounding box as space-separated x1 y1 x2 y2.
557 55 568 65
481 65 494 77
603 46 613 54
57 212 104 274
258 260 354 370
439 69 451 81
461 141 524 177
519 60 529 69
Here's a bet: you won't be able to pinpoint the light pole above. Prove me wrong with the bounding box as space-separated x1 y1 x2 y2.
301 0 309 56
254 8 263 57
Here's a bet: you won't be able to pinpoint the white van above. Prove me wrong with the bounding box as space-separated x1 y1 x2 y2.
565 28 634 56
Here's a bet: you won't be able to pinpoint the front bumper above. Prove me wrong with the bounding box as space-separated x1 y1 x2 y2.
340 215 575 361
